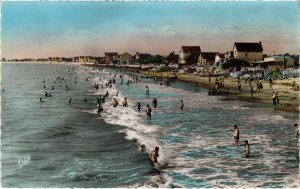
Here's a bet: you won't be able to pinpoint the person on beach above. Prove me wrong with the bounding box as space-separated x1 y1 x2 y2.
180 100 184 110
250 86 254 98
149 146 159 164
275 92 279 108
146 105 152 120
269 78 273 89
238 81 242 92
272 91 277 109
122 98 128 107
145 86 150 95
233 125 240 146
240 140 250 158
40 98 44 102
152 98 157 108
294 124 299 139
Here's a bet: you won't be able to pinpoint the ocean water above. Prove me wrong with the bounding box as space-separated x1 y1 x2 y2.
1 63 299 188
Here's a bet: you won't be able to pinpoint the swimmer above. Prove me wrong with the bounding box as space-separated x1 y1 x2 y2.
239 140 250 158
149 146 159 163
40 98 44 102
152 98 157 108
180 100 184 110
48 93 52 97
233 125 240 146
146 105 152 120
69 98 72 104
294 124 299 139
52 85 54 90
122 98 128 107
45 91 49 97
137 102 141 112
44 85 46 89
112 98 118 108
145 86 149 95
97 104 103 113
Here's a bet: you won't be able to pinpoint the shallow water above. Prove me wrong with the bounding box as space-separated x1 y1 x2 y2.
1 63 299 187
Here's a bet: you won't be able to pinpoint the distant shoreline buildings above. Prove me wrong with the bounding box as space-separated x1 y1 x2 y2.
2 41 299 69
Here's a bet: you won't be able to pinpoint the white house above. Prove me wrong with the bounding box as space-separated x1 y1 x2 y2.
215 53 225 66
233 42 263 63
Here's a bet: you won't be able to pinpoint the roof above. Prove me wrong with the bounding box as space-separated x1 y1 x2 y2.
200 52 218 60
105 52 118 56
138 53 152 60
120 52 132 57
181 46 201 53
216 53 225 59
234 42 263 52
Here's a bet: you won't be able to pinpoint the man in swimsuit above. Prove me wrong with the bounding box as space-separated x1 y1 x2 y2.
180 100 184 110
146 105 152 120
122 98 128 107
233 125 240 146
149 146 159 163
294 123 299 139
152 98 157 108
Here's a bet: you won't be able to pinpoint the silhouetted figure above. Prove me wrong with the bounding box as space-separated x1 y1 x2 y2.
69 98 72 104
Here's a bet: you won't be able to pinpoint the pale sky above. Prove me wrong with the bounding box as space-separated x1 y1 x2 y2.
2 1 299 59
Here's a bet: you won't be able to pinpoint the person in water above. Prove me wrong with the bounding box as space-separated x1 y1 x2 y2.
233 125 240 146
152 98 157 108
149 146 159 163
146 105 152 120
180 100 184 110
238 140 250 158
122 98 128 107
112 98 118 107
137 102 142 112
40 98 44 102
69 98 72 104
145 86 149 95
294 123 299 139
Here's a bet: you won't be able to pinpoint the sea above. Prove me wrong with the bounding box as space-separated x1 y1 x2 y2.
1 63 299 188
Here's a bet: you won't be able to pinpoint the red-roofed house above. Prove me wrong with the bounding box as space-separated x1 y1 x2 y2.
179 46 201 64
198 52 218 67
233 42 263 63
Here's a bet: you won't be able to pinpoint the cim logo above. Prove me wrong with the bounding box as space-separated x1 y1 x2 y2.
18 155 31 168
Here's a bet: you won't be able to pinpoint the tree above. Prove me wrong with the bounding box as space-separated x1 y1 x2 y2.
222 58 249 70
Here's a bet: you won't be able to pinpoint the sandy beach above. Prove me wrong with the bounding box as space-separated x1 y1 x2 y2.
141 71 300 112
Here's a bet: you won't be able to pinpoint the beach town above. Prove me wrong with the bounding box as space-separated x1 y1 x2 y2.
3 42 299 112
1 1 299 188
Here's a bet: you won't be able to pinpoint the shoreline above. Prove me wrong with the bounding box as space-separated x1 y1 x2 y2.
83 64 299 113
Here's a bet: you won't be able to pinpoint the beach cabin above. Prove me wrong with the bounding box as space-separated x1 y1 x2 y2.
179 46 201 64
233 42 263 63
198 52 218 67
